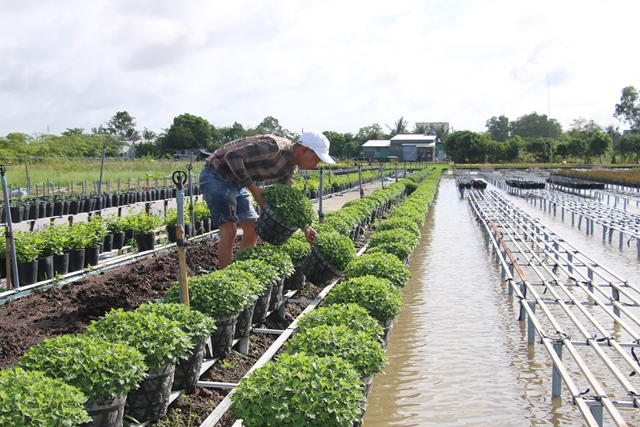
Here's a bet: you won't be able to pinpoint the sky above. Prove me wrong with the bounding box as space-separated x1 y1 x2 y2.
1 0 639 138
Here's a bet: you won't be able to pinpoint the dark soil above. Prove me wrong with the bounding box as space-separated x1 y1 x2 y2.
0 235 324 427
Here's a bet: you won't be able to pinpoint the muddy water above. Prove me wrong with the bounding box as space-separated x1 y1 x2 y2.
362 177 591 426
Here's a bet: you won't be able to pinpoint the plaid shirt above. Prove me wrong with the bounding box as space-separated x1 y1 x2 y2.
206 135 298 187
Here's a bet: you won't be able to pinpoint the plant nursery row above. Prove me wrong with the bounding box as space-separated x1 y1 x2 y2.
0 165 441 427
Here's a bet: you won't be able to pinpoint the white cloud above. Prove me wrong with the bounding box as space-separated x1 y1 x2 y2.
0 0 639 136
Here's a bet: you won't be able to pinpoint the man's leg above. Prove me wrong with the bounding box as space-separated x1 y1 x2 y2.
217 221 237 269
239 219 258 250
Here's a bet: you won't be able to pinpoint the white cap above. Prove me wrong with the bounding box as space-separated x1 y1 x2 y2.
298 131 336 164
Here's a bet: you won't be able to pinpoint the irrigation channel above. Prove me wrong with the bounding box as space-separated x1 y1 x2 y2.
363 175 640 427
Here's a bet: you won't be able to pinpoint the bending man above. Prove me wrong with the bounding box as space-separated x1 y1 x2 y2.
200 131 335 269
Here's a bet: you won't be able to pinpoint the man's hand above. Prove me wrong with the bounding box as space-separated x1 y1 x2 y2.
303 227 317 246
247 183 265 211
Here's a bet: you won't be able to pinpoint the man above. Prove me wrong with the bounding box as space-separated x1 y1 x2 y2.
200 131 335 269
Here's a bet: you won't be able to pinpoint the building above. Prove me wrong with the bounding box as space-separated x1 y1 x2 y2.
362 134 437 162
361 140 391 161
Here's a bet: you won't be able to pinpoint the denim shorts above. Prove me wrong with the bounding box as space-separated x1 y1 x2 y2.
199 164 259 227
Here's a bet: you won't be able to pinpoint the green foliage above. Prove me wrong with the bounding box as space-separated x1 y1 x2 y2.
226 259 280 294
368 228 418 261
135 302 217 346
233 245 294 278
80 216 108 247
164 269 259 318
125 210 164 233
283 324 387 377
262 183 317 229
344 251 411 288
164 207 191 227
17 333 146 402
297 303 383 340
231 353 366 427
614 86 640 132
191 200 211 221
0 366 91 426
314 230 356 271
13 230 40 262
104 213 129 234
164 113 212 151
64 223 92 250
324 275 403 322
86 307 192 371
37 224 67 256
274 231 311 263
375 217 421 238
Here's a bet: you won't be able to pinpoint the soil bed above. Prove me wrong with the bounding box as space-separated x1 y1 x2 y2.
0 235 325 426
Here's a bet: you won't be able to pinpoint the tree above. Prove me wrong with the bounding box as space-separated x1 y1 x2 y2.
62 128 84 136
510 112 563 139
566 117 603 140
587 131 610 163
567 138 587 162
486 115 510 142
105 111 140 141
412 123 427 134
615 134 640 163
432 123 450 143
614 86 640 132
525 137 553 162
442 131 491 163
163 113 211 151
253 116 295 139
355 124 385 146
385 117 409 138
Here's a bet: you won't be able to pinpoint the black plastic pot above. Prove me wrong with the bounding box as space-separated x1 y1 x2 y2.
68 248 86 272
17 260 37 286
135 232 155 252
207 314 237 359
84 246 100 268
37 255 54 282
53 253 69 276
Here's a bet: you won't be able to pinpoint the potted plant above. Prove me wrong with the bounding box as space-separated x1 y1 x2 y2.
233 245 294 312
301 230 355 287
104 214 128 250
38 224 70 276
375 217 421 239
226 259 280 332
164 269 259 359
63 224 92 272
191 200 211 235
323 275 403 346
367 228 418 264
297 303 383 341
17 333 147 427
127 210 163 252
135 302 217 391
255 183 317 245
283 323 388 382
0 366 92 426
277 231 311 291
13 230 40 286
164 207 191 243
81 216 108 268
344 251 411 288
85 307 192 423
232 353 366 427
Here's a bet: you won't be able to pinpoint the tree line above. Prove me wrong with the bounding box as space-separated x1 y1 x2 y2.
1 85 639 163
444 85 640 164
0 113 447 161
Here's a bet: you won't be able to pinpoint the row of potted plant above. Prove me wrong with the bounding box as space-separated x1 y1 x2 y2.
0 186 183 224
229 167 443 426
4 301 217 426
0 166 442 426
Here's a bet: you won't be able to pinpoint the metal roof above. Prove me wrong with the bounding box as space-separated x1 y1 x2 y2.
390 134 437 142
362 140 391 147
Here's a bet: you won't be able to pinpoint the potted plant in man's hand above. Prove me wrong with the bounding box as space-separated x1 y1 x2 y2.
255 183 317 245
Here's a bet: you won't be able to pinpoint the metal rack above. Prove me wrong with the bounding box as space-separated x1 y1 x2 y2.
468 189 640 427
